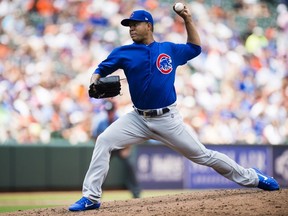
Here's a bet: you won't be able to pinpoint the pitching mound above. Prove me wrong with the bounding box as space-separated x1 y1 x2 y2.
3 189 288 216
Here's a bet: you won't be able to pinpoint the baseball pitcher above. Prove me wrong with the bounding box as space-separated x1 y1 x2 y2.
69 3 279 212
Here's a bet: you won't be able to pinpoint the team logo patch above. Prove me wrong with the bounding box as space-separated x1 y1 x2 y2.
156 53 173 74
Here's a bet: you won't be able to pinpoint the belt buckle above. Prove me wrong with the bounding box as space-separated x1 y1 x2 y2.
143 111 150 117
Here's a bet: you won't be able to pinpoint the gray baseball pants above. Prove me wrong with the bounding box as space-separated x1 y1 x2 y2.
83 103 259 202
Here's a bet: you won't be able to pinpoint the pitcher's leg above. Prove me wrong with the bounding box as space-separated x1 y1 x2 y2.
82 136 111 202
180 126 258 186
151 108 258 187
194 147 258 186
82 111 149 202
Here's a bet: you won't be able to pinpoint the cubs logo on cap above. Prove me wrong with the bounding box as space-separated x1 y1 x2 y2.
121 10 154 27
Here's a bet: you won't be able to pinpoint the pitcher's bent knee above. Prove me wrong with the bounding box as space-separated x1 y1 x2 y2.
93 134 111 154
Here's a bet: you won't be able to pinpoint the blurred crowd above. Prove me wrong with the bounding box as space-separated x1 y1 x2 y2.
0 0 287 145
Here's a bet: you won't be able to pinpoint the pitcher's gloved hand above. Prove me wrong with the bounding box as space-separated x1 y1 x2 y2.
88 76 121 99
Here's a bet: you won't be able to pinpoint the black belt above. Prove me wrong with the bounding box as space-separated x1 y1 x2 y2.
135 107 170 117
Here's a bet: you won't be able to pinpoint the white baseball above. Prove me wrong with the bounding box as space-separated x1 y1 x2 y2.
174 2 184 12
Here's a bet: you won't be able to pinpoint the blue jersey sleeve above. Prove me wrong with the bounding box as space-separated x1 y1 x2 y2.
94 48 122 77
173 43 201 65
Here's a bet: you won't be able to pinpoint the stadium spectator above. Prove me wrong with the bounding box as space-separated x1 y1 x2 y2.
0 0 287 145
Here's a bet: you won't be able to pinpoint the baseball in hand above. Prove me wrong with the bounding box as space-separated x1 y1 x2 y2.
174 2 184 12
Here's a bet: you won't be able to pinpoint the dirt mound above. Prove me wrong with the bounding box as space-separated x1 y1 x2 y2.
3 189 288 216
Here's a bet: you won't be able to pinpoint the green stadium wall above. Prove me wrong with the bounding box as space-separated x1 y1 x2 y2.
0 145 128 191
0 143 287 191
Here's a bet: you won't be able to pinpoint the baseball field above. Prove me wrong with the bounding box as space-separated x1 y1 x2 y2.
1 189 287 216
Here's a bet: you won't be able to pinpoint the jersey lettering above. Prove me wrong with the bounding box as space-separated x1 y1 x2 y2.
156 53 173 74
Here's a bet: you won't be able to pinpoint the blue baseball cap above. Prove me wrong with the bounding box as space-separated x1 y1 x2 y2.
121 10 154 27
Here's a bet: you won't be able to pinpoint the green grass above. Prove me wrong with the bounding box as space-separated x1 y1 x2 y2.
0 205 57 213
0 190 190 213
